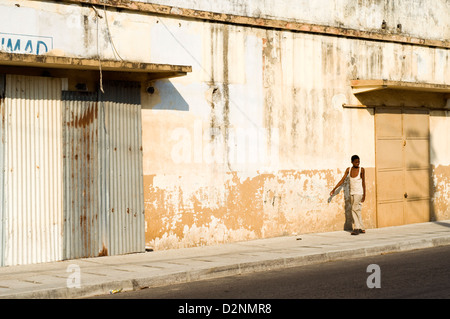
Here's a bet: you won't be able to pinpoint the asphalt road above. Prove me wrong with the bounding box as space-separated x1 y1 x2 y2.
93 245 450 299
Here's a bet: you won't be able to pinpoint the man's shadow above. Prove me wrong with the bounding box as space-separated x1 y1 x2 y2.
328 177 353 231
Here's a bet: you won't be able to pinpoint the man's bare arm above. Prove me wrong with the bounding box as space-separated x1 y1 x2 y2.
330 168 349 196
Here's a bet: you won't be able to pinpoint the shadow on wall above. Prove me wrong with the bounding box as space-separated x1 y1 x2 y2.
328 178 353 231
141 79 189 111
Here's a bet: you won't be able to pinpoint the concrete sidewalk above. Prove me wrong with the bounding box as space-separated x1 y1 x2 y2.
0 220 450 299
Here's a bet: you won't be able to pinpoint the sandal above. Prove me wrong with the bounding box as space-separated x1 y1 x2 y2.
360 229 366 234
351 229 359 235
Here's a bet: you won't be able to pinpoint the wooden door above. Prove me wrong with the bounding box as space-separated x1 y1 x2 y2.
375 108 430 227
403 110 430 224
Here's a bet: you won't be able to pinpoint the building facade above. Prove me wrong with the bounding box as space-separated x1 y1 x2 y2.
0 0 448 264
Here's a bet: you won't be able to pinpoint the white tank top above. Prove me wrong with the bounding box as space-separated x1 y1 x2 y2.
349 167 363 195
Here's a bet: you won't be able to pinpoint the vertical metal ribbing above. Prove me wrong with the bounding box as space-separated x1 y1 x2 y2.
100 81 144 256
3 75 63 266
0 74 5 267
62 91 100 260
62 81 144 260
0 76 144 265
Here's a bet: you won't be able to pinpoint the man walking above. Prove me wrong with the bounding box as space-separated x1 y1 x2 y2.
330 155 366 235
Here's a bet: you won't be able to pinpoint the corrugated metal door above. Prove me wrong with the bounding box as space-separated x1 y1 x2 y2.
0 75 144 265
62 91 102 259
62 81 144 259
100 81 145 256
0 75 5 267
2 74 63 266
375 107 430 227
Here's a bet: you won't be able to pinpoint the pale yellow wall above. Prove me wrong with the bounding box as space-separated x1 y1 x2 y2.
1 0 448 250
430 111 450 221
141 19 448 249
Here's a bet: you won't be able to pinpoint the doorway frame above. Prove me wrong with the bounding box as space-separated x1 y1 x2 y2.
374 106 432 228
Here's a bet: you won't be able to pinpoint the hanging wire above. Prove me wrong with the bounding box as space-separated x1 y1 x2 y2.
103 4 124 61
93 5 104 93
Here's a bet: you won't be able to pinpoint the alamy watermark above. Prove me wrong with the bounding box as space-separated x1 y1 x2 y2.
169 120 279 168
66 264 81 289
366 264 381 289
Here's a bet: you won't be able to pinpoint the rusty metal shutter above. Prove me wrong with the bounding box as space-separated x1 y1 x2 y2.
62 81 144 259
62 91 101 259
100 81 144 256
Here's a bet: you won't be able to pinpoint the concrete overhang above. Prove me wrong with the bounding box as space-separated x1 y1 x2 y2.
351 79 450 95
348 79 450 109
0 52 192 81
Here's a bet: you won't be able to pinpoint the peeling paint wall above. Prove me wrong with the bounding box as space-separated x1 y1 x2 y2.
143 168 377 250
0 0 449 251
138 0 450 41
430 111 450 221
141 16 447 249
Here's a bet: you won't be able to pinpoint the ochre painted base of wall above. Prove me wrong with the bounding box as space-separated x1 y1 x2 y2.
144 168 377 250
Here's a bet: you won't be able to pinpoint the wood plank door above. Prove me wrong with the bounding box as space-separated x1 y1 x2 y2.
403 110 430 224
375 108 430 227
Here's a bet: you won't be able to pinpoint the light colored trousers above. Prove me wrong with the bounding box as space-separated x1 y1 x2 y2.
351 194 365 230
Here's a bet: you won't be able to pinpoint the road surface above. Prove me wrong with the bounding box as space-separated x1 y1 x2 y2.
93 245 450 299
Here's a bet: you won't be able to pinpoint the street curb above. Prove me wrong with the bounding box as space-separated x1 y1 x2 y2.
4 234 450 299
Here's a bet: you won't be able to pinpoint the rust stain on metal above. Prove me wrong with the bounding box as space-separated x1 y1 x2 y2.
66 102 98 128
0 98 5 126
98 244 108 257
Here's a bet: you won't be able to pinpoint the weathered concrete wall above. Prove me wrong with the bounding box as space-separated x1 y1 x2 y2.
1 0 449 250
430 111 450 221
138 0 450 41
140 16 448 249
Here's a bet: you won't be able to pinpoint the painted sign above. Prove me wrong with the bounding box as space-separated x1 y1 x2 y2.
0 32 53 55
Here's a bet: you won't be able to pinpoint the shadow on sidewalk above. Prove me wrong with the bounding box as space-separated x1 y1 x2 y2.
432 221 450 228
